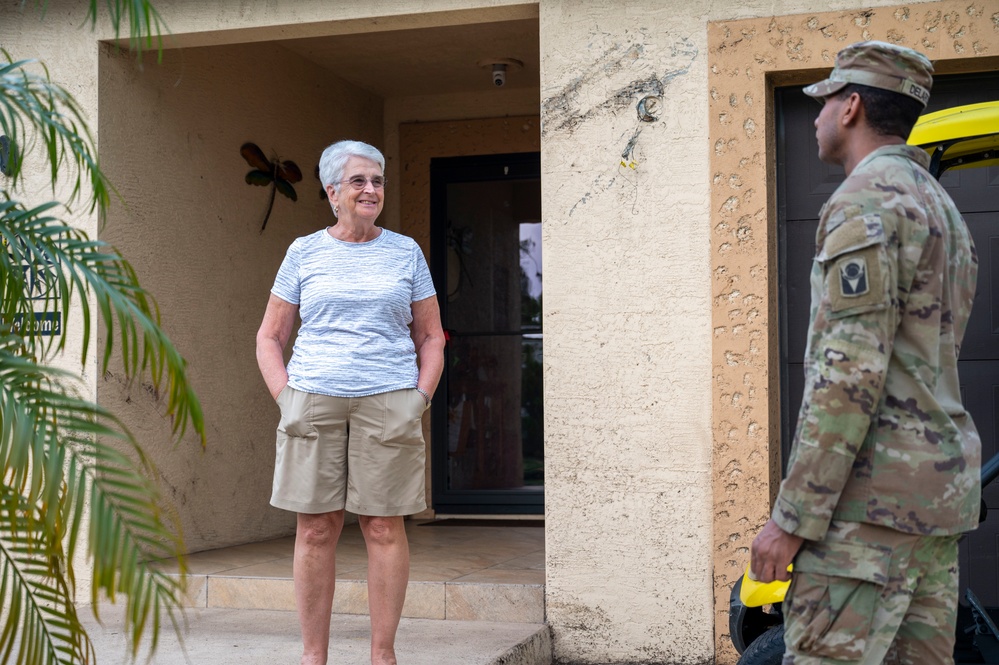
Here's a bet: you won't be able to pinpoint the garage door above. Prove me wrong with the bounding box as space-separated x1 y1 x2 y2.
777 72 999 602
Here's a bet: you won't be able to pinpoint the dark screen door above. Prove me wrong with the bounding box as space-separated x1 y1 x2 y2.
429 152 543 514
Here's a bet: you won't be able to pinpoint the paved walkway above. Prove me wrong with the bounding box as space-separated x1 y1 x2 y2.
81 605 550 665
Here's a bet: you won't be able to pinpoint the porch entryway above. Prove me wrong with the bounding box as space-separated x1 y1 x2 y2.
98 0 542 566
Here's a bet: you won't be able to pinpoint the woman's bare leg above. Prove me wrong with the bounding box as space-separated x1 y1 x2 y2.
295 510 345 665
359 515 409 665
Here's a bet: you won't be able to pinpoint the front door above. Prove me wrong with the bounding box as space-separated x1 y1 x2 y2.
429 152 543 514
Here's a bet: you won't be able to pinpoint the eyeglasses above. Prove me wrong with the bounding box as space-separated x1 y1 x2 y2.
340 176 386 190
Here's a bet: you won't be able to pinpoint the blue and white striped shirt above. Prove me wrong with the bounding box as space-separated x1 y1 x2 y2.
271 227 436 397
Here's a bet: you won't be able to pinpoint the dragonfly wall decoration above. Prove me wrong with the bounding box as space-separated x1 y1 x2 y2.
240 142 303 233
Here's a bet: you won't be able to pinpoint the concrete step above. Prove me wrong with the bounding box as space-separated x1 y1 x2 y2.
175 570 546 624
81 605 553 665
156 521 546 624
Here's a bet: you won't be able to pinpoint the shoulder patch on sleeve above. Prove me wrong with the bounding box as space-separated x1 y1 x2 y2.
827 244 888 316
818 214 888 317
838 254 870 297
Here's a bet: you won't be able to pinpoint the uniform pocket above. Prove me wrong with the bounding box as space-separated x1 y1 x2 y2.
785 541 889 660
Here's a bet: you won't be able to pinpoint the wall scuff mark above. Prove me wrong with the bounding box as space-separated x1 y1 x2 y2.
543 33 698 217
542 35 697 140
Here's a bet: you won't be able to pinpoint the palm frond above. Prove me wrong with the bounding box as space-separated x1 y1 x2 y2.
0 198 205 446
0 486 95 665
0 334 187 659
0 53 110 218
1 3 205 662
82 443 187 656
85 0 168 61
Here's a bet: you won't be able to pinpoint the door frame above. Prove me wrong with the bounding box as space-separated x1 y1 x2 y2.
428 151 544 515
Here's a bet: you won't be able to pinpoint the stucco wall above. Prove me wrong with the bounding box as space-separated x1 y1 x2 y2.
539 3 714 662
540 0 996 663
97 41 383 551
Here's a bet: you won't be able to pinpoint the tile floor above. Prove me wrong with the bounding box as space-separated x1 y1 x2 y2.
155 519 546 624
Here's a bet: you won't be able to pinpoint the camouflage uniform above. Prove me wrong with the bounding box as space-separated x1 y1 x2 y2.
773 42 981 664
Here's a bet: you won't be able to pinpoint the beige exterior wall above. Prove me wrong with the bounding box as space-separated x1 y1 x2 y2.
3 0 997 663
539 0 995 663
538 3 715 662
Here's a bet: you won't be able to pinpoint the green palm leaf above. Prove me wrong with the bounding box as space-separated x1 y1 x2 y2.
0 487 95 665
0 332 187 659
2 1 205 663
84 0 169 61
0 200 204 444
0 53 109 219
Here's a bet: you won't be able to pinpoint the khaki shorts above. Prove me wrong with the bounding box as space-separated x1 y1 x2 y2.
270 386 428 516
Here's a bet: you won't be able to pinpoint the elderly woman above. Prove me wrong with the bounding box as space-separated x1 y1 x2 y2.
255 139 444 665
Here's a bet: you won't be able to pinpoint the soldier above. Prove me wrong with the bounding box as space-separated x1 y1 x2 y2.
750 41 981 663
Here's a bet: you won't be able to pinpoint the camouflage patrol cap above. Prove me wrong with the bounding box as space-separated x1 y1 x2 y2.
803 41 933 107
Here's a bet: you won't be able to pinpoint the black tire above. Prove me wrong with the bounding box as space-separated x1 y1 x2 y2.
737 625 785 665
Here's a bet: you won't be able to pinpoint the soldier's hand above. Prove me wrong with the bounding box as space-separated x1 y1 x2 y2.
750 519 804 583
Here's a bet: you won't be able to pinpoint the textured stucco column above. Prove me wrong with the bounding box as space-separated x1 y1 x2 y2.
540 2 714 662
709 2 997 662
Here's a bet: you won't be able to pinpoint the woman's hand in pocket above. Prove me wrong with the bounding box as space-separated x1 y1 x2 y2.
271 381 289 401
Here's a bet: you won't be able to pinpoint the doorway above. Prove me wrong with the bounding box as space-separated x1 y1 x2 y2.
429 152 543 514
776 72 999 601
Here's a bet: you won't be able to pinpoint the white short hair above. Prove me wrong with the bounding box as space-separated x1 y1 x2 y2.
318 140 385 193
